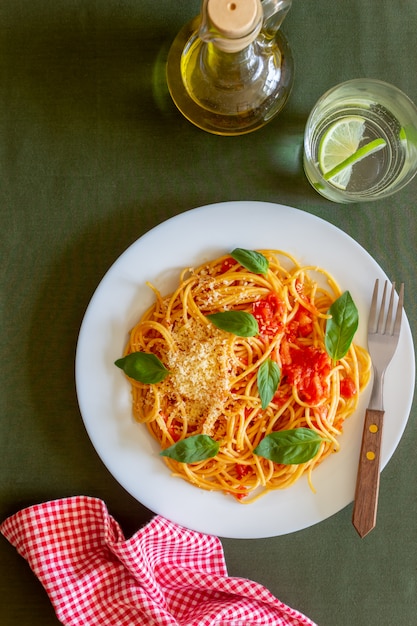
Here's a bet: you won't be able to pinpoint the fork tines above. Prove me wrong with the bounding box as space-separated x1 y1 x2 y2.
370 280 404 336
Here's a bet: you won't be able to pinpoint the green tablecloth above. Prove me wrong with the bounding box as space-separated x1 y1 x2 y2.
1 2 416 624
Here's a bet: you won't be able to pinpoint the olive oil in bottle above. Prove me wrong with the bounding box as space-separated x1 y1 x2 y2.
166 0 294 135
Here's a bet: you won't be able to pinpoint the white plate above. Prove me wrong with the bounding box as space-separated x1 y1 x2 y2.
75 201 415 538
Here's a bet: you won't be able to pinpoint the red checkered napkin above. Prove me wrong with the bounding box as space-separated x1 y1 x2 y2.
1 496 316 626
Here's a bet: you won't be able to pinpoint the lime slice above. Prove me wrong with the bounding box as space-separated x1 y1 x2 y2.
323 138 387 184
318 116 387 189
318 116 366 188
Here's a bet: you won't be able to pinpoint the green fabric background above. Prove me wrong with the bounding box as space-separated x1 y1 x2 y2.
1 2 416 624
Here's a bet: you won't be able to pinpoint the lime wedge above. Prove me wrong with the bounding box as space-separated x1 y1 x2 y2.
318 116 387 189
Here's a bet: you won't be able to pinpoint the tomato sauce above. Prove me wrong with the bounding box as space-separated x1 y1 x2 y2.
252 293 285 337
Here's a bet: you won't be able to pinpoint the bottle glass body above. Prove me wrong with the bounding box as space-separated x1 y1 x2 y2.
166 16 294 135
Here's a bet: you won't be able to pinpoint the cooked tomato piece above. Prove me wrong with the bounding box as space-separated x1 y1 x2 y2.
296 308 314 337
340 377 357 398
220 257 238 273
272 386 292 406
286 306 314 342
279 337 292 366
252 293 285 337
165 417 182 442
235 464 252 479
281 345 331 404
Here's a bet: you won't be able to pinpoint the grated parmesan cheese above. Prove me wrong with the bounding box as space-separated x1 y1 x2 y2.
161 318 232 435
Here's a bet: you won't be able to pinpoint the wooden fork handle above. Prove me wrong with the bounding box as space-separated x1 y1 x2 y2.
352 408 384 538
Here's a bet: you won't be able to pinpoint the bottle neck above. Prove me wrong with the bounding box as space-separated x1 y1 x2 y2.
201 0 263 53
202 40 261 86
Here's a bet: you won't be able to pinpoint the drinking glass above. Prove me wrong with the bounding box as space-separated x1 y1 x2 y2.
303 79 417 203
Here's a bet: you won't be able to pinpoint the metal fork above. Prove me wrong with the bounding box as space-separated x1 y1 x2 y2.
352 279 404 538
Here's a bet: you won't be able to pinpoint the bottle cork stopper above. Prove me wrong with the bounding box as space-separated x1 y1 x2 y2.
207 0 262 40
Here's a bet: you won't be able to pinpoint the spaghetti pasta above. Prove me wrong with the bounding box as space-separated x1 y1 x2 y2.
119 249 371 502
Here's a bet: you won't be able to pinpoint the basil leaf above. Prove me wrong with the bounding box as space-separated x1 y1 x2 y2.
206 311 259 337
253 428 325 464
325 291 359 360
160 434 219 463
115 352 169 384
258 359 281 409
230 248 269 275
